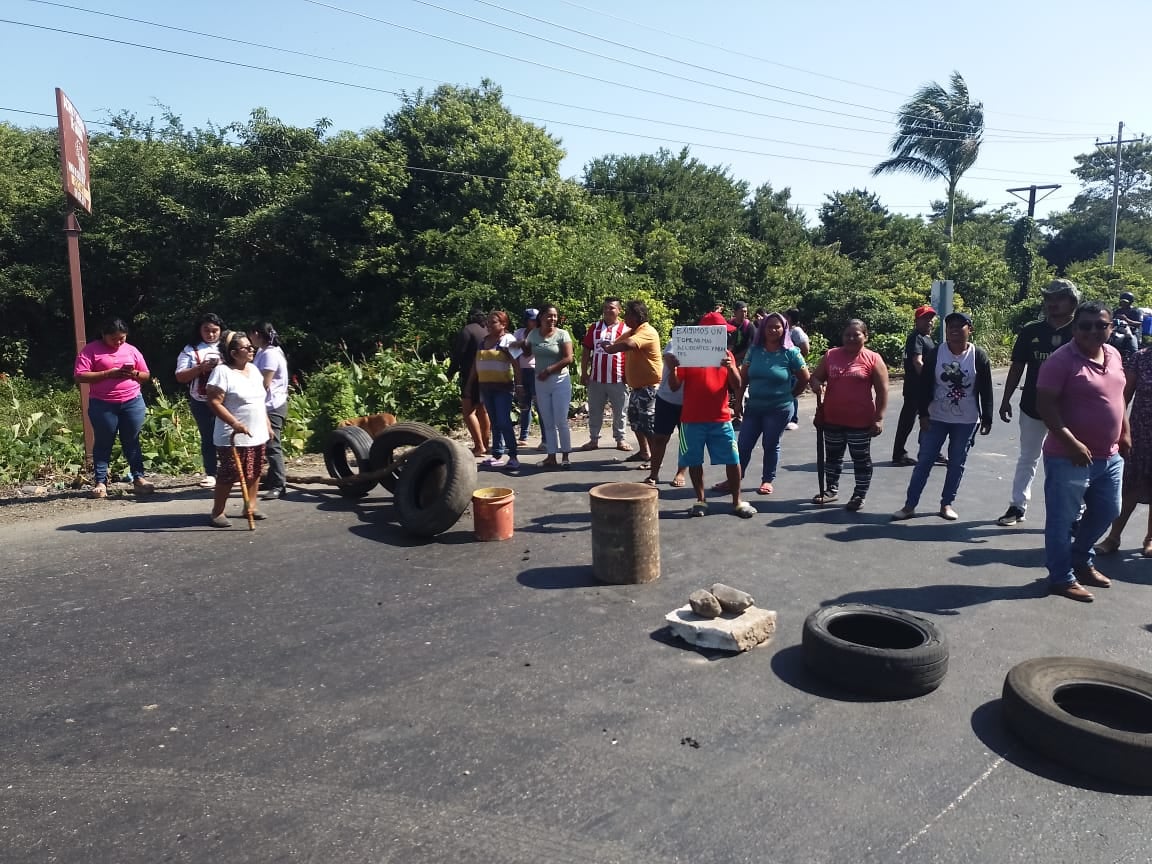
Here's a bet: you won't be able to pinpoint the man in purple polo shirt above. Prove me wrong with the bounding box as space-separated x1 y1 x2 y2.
1035 300 1130 602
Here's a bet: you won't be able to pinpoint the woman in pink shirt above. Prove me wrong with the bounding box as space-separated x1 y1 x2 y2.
809 319 889 511
73 317 154 499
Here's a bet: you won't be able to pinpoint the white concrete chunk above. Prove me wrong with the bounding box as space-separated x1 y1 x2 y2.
664 605 777 652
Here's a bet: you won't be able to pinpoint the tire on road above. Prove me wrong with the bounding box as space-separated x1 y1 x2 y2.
368 422 441 493
394 437 477 537
801 603 948 697
1002 656 1152 787
323 426 375 498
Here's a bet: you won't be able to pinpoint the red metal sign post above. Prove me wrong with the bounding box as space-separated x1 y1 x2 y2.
55 87 94 463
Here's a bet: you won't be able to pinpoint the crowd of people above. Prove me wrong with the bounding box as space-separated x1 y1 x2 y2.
73 314 288 527
75 277 1149 602
448 280 1147 604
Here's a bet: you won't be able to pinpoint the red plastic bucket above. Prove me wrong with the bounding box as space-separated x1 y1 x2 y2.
472 487 514 541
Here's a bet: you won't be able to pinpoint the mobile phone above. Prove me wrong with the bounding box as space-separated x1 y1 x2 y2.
121 362 135 371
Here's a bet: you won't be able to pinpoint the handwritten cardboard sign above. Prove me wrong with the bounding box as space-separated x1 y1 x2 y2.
672 325 728 367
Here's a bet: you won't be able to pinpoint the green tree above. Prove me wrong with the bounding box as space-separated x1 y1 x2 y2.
871 71 984 244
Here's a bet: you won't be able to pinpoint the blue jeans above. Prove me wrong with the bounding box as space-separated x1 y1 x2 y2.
738 404 792 483
1043 454 1123 586
481 388 517 458
903 421 977 509
188 397 217 477
88 395 147 485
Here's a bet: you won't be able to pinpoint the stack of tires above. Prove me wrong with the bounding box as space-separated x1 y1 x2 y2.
324 423 477 537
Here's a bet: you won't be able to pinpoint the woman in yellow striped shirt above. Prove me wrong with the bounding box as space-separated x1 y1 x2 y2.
465 310 520 470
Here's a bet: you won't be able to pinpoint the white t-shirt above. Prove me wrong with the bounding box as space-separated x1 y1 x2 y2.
513 327 536 369
207 364 271 447
790 326 810 351
656 342 684 406
176 341 223 402
928 344 980 425
254 345 289 411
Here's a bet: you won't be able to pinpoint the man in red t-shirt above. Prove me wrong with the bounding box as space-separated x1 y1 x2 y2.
667 312 757 518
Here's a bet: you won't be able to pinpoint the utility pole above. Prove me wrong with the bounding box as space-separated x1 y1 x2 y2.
1006 184 1061 217
1095 122 1145 265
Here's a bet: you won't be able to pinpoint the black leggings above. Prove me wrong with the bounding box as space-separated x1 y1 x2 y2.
823 424 874 499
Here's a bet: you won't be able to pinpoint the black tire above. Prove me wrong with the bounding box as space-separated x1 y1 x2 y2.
1002 656 1152 787
323 426 375 498
394 438 478 537
801 604 948 697
368 422 441 493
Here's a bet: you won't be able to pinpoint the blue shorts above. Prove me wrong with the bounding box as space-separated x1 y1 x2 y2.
678 421 739 468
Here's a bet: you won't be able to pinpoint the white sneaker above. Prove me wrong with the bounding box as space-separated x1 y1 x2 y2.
199 475 216 489
785 422 799 431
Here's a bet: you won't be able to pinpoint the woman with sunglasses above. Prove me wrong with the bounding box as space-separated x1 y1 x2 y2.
205 332 272 527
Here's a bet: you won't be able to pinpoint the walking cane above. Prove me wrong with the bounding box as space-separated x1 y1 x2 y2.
815 388 826 505
231 431 255 531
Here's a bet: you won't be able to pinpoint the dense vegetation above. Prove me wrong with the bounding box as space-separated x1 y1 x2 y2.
3 78 1152 485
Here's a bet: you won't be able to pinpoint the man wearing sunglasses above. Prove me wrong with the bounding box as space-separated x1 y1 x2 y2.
996 278 1079 526
1035 300 1130 602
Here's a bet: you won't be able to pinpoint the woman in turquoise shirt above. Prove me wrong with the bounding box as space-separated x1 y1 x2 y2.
737 311 809 495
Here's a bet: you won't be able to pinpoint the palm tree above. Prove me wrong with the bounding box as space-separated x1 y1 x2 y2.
872 72 984 245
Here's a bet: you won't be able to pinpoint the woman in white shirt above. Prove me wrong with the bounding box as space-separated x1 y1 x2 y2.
205 333 272 527
248 322 290 500
174 313 225 488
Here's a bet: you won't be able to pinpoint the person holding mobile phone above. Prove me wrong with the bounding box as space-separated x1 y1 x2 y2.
175 313 226 488
73 317 153 499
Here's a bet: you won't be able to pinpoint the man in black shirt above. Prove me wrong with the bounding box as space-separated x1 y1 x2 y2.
892 305 937 465
996 278 1080 525
1113 291 1143 328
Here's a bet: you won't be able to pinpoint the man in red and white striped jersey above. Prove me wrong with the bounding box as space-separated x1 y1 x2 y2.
579 297 631 451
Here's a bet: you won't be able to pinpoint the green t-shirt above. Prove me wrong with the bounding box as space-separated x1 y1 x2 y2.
743 344 805 413
527 328 572 379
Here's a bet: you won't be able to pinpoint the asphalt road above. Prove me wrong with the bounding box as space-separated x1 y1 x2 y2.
2 377 1151 863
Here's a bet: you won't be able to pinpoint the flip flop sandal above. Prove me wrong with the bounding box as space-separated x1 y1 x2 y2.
733 502 757 519
812 492 838 505
643 477 659 488
690 502 708 517
757 483 774 495
670 476 686 488
615 441 633 451
91 484 108 499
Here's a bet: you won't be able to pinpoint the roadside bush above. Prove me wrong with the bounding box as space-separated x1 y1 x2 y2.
0 376 202 486
868 332 904 367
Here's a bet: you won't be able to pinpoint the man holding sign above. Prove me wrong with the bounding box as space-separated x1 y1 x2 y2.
667 312 757 519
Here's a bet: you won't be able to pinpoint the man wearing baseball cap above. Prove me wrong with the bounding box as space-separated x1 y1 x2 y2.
891 305 937 466
996 278 1079 526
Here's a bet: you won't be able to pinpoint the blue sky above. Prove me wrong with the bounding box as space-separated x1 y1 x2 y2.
3 0 1149 223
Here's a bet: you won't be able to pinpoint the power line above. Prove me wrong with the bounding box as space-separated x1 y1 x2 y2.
2 12 1086 159
545 0 1112 129
457 0 1075 138
302 0 1060 144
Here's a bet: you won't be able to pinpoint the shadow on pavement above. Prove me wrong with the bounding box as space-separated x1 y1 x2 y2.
517 564 598 589
57 513 217 532
970 699 1151 796
521 513 591 534
769 644 917 702
822 580 1044 615
648 625 744 662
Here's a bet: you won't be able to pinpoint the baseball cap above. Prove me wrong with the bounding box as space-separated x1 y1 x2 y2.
523 308 539 320
1120 291 1136 303
944 311 972 327
914 305 937 319
1041 278 1081 302
699 311 737 332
